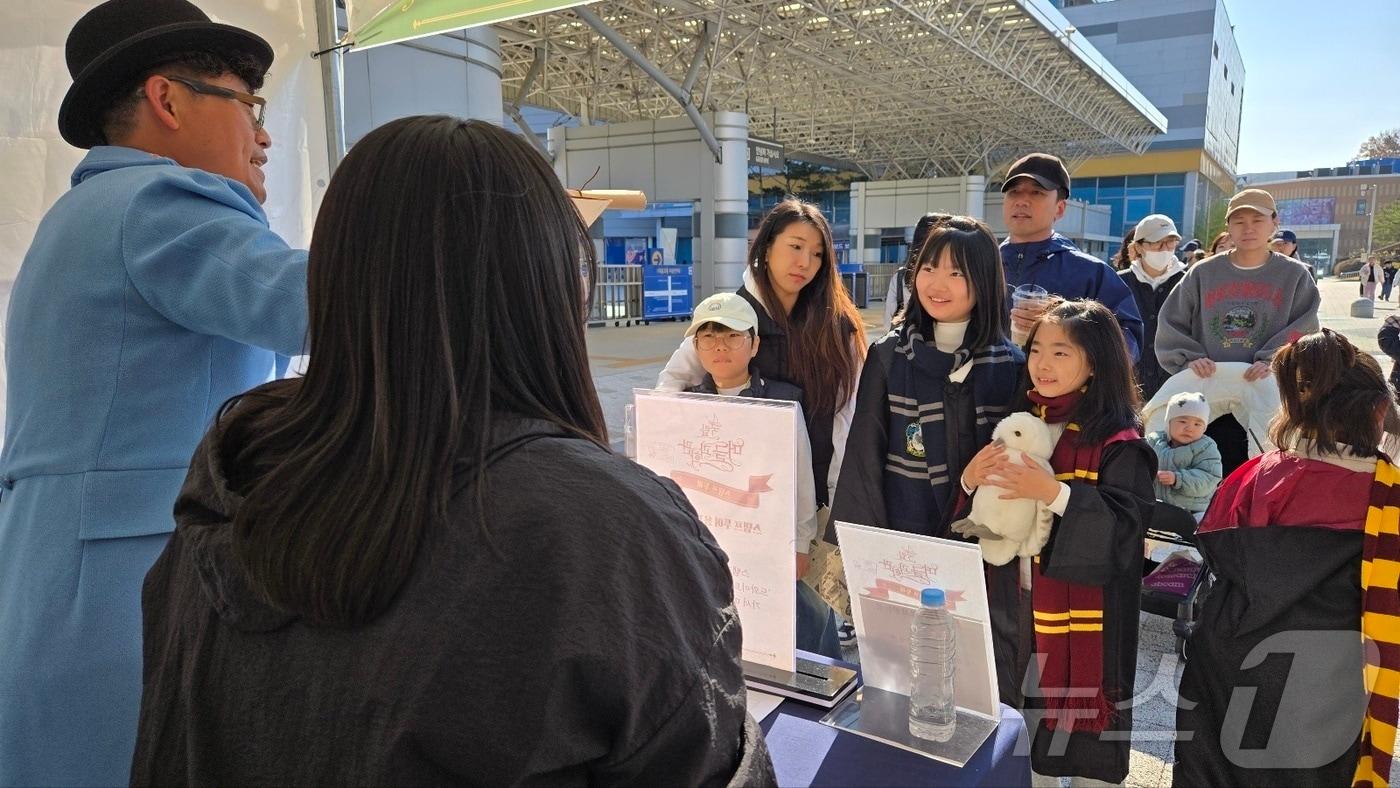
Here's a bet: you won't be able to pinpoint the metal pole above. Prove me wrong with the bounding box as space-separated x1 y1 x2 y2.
1367 183 1377 253
504 43 551 159
313 0 347 169
573 5 722 163
680 21 715 97
506 106 551 159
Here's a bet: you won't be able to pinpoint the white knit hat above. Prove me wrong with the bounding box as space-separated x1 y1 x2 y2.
1166 392 1210 423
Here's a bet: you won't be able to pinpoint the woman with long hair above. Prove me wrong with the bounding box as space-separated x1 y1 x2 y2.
130 116 773 785
659 198 867 512
1176 329 1400 788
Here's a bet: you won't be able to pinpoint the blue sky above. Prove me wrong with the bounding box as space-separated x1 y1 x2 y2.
1228 0 1400 174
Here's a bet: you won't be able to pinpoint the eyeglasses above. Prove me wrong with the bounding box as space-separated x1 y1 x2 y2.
163 75 266 129
694 333 751 351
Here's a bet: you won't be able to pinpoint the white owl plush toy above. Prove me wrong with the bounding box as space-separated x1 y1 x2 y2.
951 412 1057 566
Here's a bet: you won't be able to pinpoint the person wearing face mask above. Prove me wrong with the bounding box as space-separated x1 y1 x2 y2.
1119 214 1186 399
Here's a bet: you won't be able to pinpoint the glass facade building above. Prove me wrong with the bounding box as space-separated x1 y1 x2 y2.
1072 173 1187 240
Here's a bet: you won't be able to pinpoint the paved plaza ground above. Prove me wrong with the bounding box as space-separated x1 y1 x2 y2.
585 274 1397 787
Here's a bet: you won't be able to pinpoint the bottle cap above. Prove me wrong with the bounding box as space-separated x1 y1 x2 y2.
921 587 946 607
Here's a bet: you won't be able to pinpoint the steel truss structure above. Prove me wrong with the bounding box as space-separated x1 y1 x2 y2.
492 0 1166 179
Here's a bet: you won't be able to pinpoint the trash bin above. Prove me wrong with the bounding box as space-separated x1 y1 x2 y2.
841 271 869 309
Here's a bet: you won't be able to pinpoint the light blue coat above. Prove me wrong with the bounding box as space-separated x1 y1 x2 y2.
0 147 307 786
1146 431 1224 514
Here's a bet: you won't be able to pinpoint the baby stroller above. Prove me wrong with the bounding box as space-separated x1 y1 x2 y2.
1141 500 1214 661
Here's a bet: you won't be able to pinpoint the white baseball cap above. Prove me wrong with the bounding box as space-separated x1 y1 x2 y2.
686 292 758 337
1134 214 1181 244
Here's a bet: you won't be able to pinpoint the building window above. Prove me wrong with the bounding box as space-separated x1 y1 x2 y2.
1213 42 1219 59
1224 65 1229 80
1230 82 1235 95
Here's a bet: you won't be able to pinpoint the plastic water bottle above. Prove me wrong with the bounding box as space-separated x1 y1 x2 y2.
623 403 636 459
908 587 957 742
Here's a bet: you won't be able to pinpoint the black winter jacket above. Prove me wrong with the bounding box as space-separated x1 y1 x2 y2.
131 409 774 787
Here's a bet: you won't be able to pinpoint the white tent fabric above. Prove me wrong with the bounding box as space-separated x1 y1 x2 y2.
0 0 331 443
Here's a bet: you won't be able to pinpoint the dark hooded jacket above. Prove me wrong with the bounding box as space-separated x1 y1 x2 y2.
1175 445 1373 787
1117 266 1186 399
130 410 774 787
1378 314 1400 392
1001 232 1145 361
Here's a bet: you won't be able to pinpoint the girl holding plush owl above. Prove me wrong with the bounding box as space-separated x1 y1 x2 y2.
957 298 1155 786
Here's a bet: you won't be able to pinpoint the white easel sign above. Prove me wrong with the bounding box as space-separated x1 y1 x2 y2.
834 521 1000 719
634 389 798 672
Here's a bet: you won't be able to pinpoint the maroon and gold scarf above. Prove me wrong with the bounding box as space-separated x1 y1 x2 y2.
1355 457 1400 786
1028 388 1137 733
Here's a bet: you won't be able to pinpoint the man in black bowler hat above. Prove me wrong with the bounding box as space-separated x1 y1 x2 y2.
0 2 308 784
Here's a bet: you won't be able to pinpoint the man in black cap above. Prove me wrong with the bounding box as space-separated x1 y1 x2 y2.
0 2 307 784
999 152 1144 360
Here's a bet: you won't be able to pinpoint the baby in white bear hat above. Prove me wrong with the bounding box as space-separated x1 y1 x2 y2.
1145 392 1223 516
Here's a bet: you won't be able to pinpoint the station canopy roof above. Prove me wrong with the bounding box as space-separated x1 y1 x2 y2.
488 0 1168 179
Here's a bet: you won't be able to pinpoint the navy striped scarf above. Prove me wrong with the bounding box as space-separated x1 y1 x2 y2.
882 324 1021 535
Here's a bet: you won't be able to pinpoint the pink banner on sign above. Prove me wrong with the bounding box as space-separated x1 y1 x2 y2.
671 471 773 508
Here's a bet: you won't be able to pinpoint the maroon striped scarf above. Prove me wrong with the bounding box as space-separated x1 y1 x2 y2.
1029 388 1137 733
1354 457 1400 786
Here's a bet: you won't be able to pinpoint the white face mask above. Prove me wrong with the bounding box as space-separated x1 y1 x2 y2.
1141 250 1177 270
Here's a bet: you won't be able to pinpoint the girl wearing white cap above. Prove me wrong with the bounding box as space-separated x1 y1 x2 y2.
1118 214 1185 399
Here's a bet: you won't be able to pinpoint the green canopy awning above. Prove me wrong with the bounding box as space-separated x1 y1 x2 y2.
348 0 598 51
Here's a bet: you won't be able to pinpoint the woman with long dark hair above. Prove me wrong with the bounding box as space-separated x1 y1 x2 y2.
130 116 773 785
1176 329 1400 787
659 198 867 513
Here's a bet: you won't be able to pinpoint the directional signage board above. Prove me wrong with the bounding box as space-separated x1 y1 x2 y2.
642 265 692 320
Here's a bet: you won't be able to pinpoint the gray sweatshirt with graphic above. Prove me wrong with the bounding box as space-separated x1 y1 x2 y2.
1155 252 1320 372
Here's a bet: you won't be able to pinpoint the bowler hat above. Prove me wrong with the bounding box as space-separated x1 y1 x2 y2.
59 0 274 149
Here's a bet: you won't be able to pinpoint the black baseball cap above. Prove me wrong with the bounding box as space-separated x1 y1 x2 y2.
1002 153 1071 198
1271 229 1298 243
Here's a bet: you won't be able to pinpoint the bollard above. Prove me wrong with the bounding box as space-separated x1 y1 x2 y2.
1351 298 1375 319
